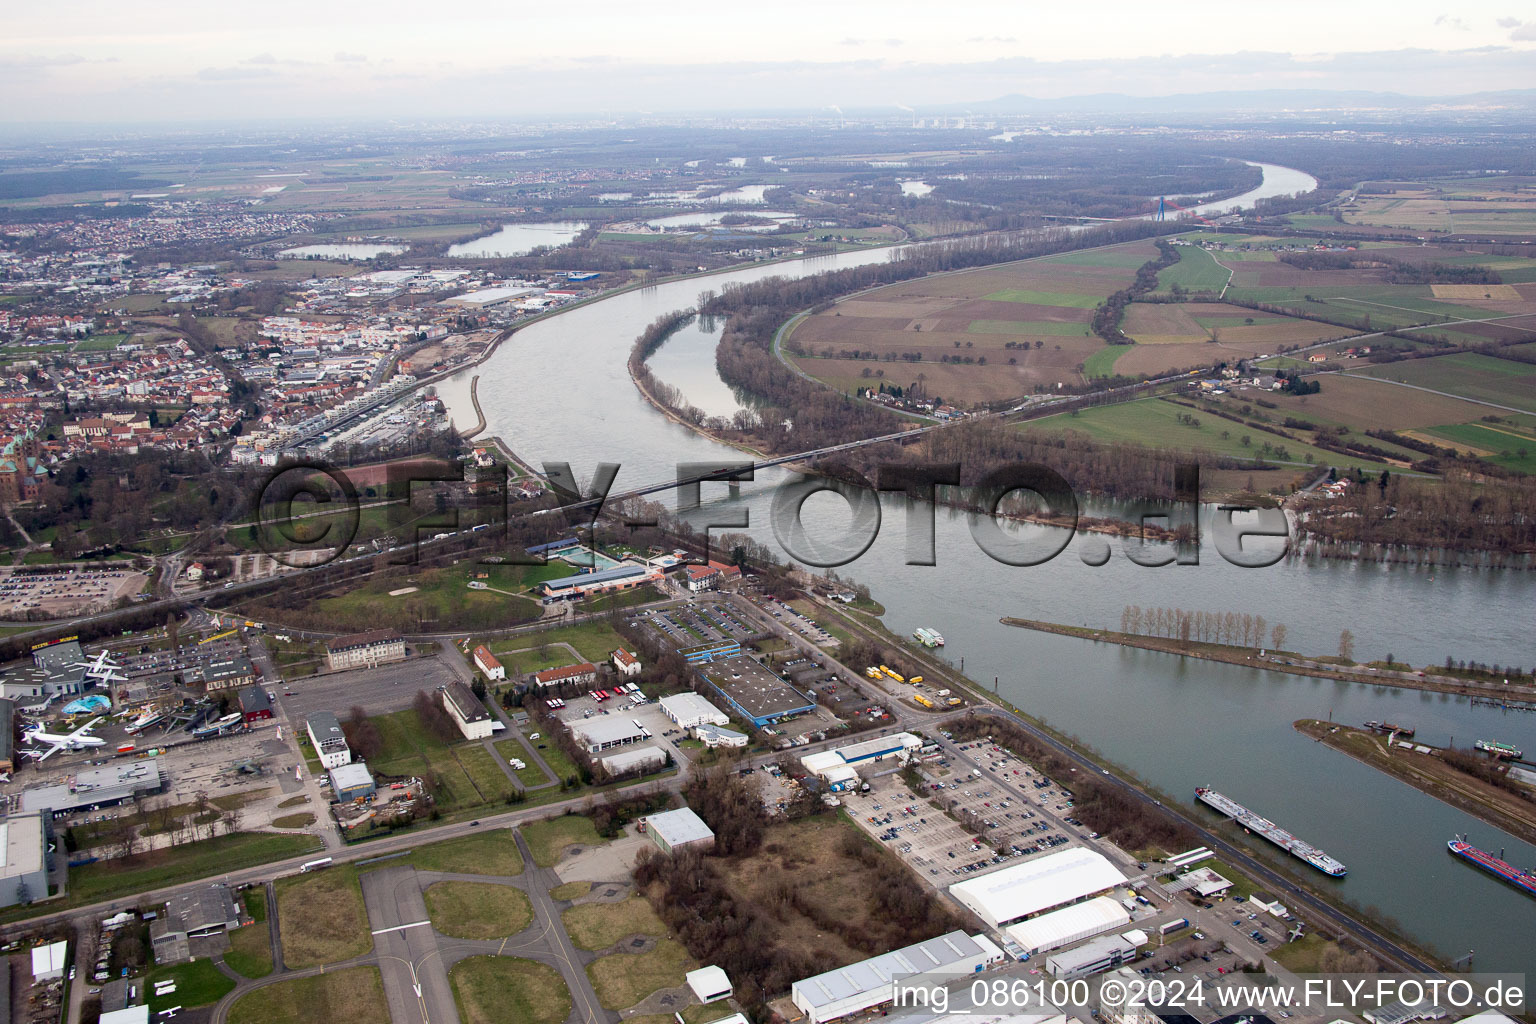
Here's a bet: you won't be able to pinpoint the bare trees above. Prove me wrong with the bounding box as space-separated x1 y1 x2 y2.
1271 623 1289 651
1338 630 1356 663
1119 605 1275 648
412 691 459 745
343 705 384 760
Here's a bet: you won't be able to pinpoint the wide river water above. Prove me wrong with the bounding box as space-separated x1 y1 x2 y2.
439 165 1535 971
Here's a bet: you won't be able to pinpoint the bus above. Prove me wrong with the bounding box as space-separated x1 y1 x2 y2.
883 667 906 683
913 694 935 709
909 675 924 685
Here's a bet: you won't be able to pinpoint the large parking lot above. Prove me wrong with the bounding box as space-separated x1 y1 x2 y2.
835 739 1112 889
0 565 148 617
274 655 461 723
752 596 837 646
633 601 759 649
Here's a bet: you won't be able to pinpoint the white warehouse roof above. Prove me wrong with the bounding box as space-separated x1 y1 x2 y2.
1004 896 1131 955
686 965 732 1002
792 930 994 1023
660 692 729 725
949 846 1124 929
647 806 715 847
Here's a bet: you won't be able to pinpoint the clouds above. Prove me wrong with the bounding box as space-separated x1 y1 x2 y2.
1502 19 1536 39
334 52 368 63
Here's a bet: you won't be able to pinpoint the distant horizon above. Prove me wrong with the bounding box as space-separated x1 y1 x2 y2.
1 81 1535 138
3 0 1534 124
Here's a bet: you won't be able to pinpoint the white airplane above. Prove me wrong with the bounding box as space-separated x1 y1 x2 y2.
72 650 127 684
22 718 107 762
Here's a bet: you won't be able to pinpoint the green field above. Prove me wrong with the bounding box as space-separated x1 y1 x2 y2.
1424 422 1536 473
1354 353 1536 413
302 559 571 631
965 319 1091 335
586 939 693 1010
562 896 668 950
487 619 629 668
1023 396 1397 471
225 890 275 979
1037 249 1151 269
148 959 235 1013
388 829 524 875
450 957 571 1024
370 709 516 812
981 288 1103 309
14 833 322 919
274 864 373 968
1155 246 1230 293
1082 346 1127 379
522 815 604 867
496 742 556 787
228 967 388 1024
424 880 533 939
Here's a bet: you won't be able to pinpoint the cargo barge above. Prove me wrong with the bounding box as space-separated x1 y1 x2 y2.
1195 786 1347 877
1447 836 1536 898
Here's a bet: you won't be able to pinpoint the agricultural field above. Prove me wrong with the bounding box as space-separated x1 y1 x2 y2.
1024 368 1529 480
785 237 1160 403
1351 351 1536 414
1153 245 1231 293
1023 390 1418 474
1336 177 1536 237
1113 301 1351 377
1419 420 1536 473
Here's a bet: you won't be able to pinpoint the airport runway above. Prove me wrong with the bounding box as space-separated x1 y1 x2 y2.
361 866 460 1024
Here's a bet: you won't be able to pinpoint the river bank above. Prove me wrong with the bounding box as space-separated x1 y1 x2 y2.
1295 719 1536 848
1000 617 1536 703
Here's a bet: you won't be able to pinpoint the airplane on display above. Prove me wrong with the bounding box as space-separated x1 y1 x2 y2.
72 650 127 684
22 718 107 762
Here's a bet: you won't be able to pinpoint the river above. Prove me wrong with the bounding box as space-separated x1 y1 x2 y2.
439 163 1535 971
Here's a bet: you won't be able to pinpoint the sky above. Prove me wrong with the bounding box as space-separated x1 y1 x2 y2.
3 0 1534 122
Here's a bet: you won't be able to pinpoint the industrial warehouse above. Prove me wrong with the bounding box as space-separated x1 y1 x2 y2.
696 655 815 727
790 931 1003 1024
948 846 1126 930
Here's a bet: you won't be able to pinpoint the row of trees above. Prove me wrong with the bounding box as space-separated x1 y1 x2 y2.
1091 239 1182 343
1119 605 1283 649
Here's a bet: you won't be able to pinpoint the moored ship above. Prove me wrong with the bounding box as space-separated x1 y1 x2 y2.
912 627 945 647
1195 786 1347 876
1447 836 1536 898
1474 739 1523 759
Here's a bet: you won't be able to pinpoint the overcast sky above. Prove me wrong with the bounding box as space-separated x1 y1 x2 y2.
3 0 1534 123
